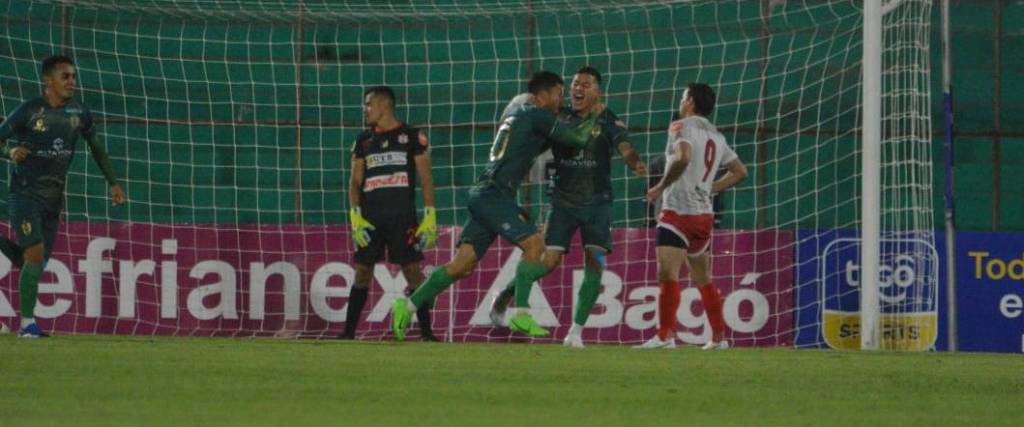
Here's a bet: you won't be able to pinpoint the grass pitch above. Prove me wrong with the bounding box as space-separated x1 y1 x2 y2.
1 335 1021 426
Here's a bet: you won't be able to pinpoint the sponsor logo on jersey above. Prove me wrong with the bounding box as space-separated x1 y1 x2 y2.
365 152 409 168
363 172 409 192
398 133 409 145
32 118 47 132
65 107 82 114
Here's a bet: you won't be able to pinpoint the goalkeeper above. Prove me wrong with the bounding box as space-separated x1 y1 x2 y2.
0 55 126 338
344 85 439 341
390 71 598 340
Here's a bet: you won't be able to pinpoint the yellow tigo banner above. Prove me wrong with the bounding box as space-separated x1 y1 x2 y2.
822 311 937 351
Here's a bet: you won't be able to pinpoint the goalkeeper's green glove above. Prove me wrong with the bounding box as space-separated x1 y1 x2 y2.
415 206 438 250
349 207 375 248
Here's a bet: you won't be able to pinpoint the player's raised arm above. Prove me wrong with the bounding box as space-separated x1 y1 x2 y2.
546 111 598 149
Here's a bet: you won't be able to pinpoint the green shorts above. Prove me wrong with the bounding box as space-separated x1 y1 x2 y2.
459 186 537 259
543 201 613 254
8 194 60 260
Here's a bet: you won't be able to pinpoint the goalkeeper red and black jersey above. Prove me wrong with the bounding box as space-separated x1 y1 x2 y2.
352 123 428 217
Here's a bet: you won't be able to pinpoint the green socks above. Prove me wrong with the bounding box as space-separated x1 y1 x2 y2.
19 262 43 319
574 267 602 326
512 260 548 307
409 267 455 308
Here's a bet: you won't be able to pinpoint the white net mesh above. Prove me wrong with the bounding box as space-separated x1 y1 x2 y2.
0 0 934 348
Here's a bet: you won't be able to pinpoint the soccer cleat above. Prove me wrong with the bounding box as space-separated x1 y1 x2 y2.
633 335 676 349
701 340 730 350
563 333 585 349
420 331 441 342
390 298 412 341
336 330 355 340
508 313 550 337
488 288 514 327
17 323 49 338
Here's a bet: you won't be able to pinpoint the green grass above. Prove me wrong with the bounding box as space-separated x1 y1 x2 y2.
1 336 1021 427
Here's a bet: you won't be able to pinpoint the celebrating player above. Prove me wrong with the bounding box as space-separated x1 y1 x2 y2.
389 71 598 340
637 83 747 350
488 66 647 348
0 55 126 338
344 85 439 341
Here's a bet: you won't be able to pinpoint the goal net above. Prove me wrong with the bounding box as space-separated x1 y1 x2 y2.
0 0 935 348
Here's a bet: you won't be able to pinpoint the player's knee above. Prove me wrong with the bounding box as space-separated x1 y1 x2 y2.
657 268 678 283
23 243 44 265
584 248 606 271
542 251 562 271
519 235 545 261
353 264 373 287
402 263 424 284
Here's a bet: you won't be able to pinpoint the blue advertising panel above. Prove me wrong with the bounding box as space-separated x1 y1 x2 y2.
795 230 949 351
956 232 1024 353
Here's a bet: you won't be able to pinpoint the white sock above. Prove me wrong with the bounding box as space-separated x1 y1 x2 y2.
21 317 35 327
568 323 583 337
406 301 417 312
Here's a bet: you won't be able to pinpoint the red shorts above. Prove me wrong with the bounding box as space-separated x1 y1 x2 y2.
657 211 713 255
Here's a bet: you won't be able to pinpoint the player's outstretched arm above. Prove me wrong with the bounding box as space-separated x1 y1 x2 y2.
711 158 748 194
547 111 598 149
646 139 691 203
85 135 126 205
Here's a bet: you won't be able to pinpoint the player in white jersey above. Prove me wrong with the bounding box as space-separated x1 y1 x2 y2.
636 83 747 350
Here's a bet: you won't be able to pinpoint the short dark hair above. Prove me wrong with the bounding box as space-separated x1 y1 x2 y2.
575 66 601 86
527 70 564 95
41 55 74 77
364 85 396 107
687 82 716 117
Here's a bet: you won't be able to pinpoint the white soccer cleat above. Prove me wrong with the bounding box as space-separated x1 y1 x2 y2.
701 340 730 350
563 333 585 349
634 335 676 349
488 288 514 327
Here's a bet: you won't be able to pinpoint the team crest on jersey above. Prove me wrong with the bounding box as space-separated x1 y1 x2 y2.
360 138 373 151
590 126 602 138
398 133 409 145
20 221 32 236
32 117 47 133
69 115 80 128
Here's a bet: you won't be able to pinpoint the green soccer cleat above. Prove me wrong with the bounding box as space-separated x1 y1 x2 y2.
508 313 550 337
391 298 412 341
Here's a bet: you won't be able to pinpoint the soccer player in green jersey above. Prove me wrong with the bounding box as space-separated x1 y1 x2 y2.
389 71 598 340
0 55 125 338
489 66 648 348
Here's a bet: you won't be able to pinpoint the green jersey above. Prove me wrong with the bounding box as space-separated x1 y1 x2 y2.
477 103 595 196
550 108 629 207
0 97 102 209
